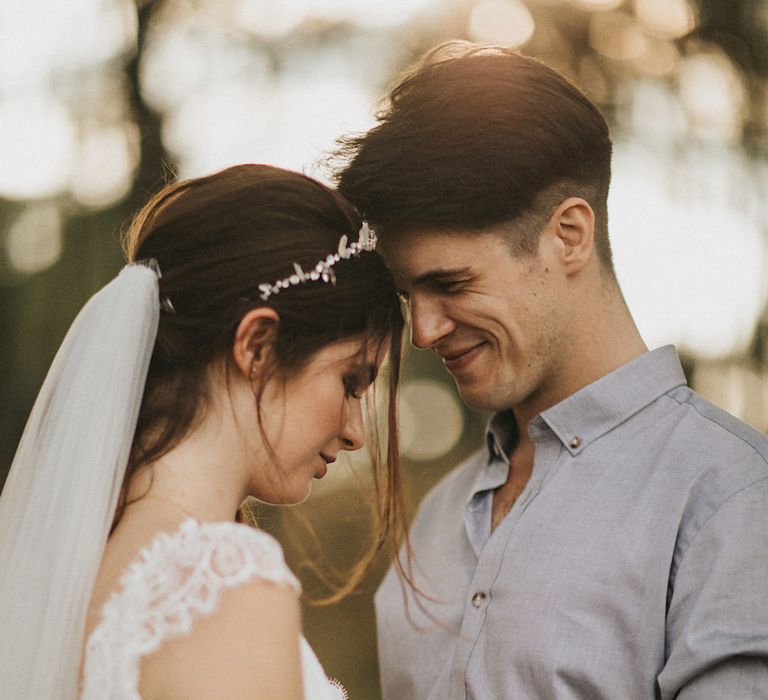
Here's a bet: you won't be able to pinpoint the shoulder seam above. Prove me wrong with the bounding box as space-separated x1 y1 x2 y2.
665 391 768 465
679 474 768 556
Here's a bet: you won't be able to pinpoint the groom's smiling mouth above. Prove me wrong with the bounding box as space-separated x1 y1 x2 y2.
439 342 488 372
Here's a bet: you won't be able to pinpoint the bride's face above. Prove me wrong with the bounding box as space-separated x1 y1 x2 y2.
248 337 387 504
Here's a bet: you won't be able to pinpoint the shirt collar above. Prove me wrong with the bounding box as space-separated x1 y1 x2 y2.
539 345 686 455
486 410 518 462
482 345 687 460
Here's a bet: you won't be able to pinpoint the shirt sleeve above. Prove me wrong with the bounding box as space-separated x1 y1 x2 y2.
657 476 768 699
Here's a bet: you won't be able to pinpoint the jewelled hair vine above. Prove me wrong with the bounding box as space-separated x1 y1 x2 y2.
257 222 377 301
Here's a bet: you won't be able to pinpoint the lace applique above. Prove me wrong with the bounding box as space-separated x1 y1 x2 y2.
81 519 344 699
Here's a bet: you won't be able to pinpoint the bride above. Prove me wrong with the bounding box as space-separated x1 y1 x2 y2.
0 164 406 699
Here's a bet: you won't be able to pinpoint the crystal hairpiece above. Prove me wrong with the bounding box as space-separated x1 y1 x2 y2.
258 222 377 301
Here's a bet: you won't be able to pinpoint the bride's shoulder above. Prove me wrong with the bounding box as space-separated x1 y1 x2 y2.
84 519 306 699
141 518 301 595
137 519 306 698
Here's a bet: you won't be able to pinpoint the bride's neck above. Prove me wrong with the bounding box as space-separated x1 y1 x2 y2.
125 408 251 524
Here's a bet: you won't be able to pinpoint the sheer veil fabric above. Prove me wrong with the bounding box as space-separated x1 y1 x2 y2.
0 262 159 699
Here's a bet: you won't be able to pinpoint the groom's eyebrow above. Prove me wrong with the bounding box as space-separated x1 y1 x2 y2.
412 266 472 286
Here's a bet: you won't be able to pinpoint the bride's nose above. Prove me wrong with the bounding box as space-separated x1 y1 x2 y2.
339 399 364 451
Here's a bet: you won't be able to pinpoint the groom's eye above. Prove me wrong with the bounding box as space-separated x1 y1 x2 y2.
439 279 469 293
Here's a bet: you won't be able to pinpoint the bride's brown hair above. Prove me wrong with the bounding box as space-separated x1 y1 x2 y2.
118 163 406 600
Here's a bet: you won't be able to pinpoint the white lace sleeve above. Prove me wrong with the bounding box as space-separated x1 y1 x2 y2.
81 519 328 700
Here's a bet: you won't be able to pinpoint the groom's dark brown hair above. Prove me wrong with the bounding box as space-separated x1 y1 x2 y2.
335 42 616 273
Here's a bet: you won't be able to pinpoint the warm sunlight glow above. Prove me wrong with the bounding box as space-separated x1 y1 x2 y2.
0 1 136 90
400 380 465 461
631 37 680 77
469 0 536 48
610 144 767 359
309 0 440 28
625 81 687 140
0 96 74 200
163 72 375 179
679 51 747 142
634 0 697 40
6 205 63 275
70 124 139 209
693 361 768 432
590 12 647 60
570 0 625 10
140 20 271 113
234 0 310 36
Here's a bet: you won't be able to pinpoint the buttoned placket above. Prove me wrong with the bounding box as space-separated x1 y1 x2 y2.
450 419 565 699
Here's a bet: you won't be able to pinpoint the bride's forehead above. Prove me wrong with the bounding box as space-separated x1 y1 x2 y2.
304 336 383 369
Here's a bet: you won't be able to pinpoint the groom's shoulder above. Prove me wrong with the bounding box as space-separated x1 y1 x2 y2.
666 385 768 465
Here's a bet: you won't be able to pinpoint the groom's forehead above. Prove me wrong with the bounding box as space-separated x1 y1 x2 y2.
379 228 476 264
379 227 498 283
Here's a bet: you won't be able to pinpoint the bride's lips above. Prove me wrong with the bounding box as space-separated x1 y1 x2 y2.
441 342 487 372
315 454 336 479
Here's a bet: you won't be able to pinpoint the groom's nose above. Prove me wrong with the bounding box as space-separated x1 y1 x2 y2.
410 295 455 349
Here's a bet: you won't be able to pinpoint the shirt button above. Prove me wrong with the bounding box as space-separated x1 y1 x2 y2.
569 436 581 449
471 592 487 608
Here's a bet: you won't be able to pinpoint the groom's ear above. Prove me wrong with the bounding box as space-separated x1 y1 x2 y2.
232 308 280 383
550 197 595 276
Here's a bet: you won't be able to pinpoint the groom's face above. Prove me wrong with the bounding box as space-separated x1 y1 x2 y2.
381 227 572 413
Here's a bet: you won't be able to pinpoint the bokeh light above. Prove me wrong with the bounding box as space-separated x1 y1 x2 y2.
308 0 441 29
678 49 747 143
234 0 310 36
634 0 696 40
589 11 648 61
140 12 272 114
610 143 767 359
570 0 625 11
630 36 680 78
468 0 536 47
5 204 63 276
69 123 139 209
0 95 75 200
0 1 136 89
400 379 465 461
694 360 768 430
625 81 687 140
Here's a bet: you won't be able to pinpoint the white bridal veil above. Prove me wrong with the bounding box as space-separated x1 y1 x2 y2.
0 262 160 699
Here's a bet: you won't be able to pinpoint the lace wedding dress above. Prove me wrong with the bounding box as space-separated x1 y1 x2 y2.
80 519 347 699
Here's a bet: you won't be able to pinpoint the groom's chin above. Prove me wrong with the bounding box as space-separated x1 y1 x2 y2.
452 377 491 412
453 379 515 415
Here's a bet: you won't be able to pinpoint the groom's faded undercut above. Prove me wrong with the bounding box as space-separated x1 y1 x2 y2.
335 42 615 273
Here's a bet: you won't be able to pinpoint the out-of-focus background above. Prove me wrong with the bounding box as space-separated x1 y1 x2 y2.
1 0 766 696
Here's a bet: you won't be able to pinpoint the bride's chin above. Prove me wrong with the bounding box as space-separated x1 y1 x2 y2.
251 482 313 507
289 481 313 505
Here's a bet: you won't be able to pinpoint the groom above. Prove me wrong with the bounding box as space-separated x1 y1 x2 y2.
336 43 768 699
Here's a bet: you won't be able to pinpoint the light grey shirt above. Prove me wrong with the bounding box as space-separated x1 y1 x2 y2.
376 346 768 699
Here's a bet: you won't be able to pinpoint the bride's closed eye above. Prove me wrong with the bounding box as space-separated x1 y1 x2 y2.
343 374 365 400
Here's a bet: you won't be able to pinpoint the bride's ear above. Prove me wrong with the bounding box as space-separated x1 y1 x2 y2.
232 308 280 385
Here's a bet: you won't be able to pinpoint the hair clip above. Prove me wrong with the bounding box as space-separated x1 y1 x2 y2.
129 258 176 313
